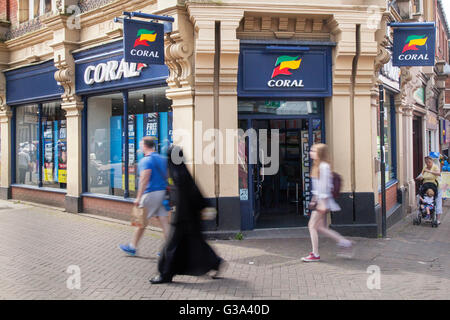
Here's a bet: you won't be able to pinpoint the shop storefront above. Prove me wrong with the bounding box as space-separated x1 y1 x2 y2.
73 40 172 217
237 43 331 230
4 60 66 206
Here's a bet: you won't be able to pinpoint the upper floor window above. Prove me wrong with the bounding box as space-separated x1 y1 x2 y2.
18 0 53 23
29 0 52 20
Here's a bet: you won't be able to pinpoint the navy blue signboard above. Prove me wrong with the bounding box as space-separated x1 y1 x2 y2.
392 26 436 67
123 19 164 65
73 40 168 95
238 45 332 98
5 60 64 105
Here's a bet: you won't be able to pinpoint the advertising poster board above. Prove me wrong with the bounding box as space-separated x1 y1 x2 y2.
43 121 53 182
441 172 450 199
58 120 67 184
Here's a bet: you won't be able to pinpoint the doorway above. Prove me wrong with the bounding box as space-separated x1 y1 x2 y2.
238 115 323 230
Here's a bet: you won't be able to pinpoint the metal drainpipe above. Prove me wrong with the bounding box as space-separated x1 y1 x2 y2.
214 21 221 203
350 24 361 221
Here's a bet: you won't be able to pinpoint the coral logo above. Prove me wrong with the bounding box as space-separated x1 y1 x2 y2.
271 55 302 78
267 55 304 88
134 29 157 48
402 35 428 53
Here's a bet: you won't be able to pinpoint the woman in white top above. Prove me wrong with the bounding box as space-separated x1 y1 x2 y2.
302 143 353 262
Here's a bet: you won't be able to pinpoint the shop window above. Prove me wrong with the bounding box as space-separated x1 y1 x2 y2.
87 87 172 198
16 105 39 186
238 100 320 115
42 102 67 188
377 93 397 186
15 102 66 188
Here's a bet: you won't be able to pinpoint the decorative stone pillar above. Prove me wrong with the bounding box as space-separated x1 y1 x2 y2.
44 14 82 212
163 6 196 178
0 95 12 200
370 35 391 205
0 43 12 199
217 12 243 230
327 13 382 236
399 66 419 211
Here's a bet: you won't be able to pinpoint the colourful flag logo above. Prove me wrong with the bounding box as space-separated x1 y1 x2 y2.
402 35 428 53
137 63 147 71
134 29 157 48
271 56 302 78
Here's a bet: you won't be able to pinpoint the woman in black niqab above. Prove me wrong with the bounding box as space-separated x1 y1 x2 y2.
150 146 224 284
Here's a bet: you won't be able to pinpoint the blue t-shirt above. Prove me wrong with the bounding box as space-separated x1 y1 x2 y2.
139 153 167 194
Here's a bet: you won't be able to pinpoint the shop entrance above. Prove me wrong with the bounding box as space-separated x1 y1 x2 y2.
238 101 324 230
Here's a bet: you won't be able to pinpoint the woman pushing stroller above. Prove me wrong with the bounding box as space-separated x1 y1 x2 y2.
416 155 441 225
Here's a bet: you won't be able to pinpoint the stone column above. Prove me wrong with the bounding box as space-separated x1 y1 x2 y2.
44 14 82 212
0 104 12 200
0 43 11 199
217 12 242 230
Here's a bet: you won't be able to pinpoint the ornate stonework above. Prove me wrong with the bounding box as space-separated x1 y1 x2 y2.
237 15 331 40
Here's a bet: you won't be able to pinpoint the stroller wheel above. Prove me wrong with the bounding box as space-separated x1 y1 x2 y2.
432 221 438 228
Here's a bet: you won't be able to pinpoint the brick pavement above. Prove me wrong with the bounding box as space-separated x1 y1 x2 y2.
0 199 449 300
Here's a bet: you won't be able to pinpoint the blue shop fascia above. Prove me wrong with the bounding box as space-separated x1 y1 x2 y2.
3 40 173 214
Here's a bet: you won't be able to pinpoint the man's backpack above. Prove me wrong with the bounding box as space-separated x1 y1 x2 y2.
331 172 342 199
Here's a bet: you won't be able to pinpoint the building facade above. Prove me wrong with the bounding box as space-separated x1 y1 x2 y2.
0 0 448 237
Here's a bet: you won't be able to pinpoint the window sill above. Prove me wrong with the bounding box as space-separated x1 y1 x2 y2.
11 184 67 194
81 192 135 203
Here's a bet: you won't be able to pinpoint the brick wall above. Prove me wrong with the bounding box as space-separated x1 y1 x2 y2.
0 0 7 21
82 197 172 229
12 187 66 207
378 182 398 212
8 0 17 26
446 78 450 104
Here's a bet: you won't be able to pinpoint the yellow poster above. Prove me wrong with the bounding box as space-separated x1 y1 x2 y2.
441 172 450 199
58 169 67 184
44 168 53 182
122 174 136 192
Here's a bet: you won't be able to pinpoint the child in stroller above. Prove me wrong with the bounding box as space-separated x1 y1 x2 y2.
414 182 439 227
419 185 436 220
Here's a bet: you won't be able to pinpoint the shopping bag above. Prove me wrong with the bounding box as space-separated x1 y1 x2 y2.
130 206 148 228
201 207 217 221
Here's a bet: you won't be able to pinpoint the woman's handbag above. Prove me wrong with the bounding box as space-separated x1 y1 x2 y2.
130 206 148 228
308 200 317 211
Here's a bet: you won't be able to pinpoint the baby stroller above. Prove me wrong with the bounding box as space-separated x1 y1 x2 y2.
413 182 439 228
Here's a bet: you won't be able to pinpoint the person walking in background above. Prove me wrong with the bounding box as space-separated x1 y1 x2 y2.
302 143 353 262
18 146 30 184
150 146 225 284
119 137 170 256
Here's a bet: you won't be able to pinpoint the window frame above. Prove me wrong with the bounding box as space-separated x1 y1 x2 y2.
82 86 172 199
12 100 66 190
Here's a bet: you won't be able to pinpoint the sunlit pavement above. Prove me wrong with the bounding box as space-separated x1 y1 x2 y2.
0 199 448 300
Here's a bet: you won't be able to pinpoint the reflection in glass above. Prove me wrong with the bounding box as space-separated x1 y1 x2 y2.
41 101 66 188
238 100 319 115
16 104 39 186
87 88 172 198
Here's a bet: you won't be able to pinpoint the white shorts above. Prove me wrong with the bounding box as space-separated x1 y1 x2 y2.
140 190 168 219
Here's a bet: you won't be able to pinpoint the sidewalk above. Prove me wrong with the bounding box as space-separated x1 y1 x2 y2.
0 199 448 300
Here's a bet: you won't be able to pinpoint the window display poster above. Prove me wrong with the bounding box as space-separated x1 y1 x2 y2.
159 112 169 154
168 112 173 144
144 113 159 151
110 116 123 190
43 121 53 182
122 115 136 192
58 120 67 184
301 131 311 216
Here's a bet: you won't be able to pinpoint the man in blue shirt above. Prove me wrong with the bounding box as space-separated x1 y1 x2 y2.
119 137 169 256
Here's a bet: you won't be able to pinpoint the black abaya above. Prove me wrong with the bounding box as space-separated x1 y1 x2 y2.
158 147 222 278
